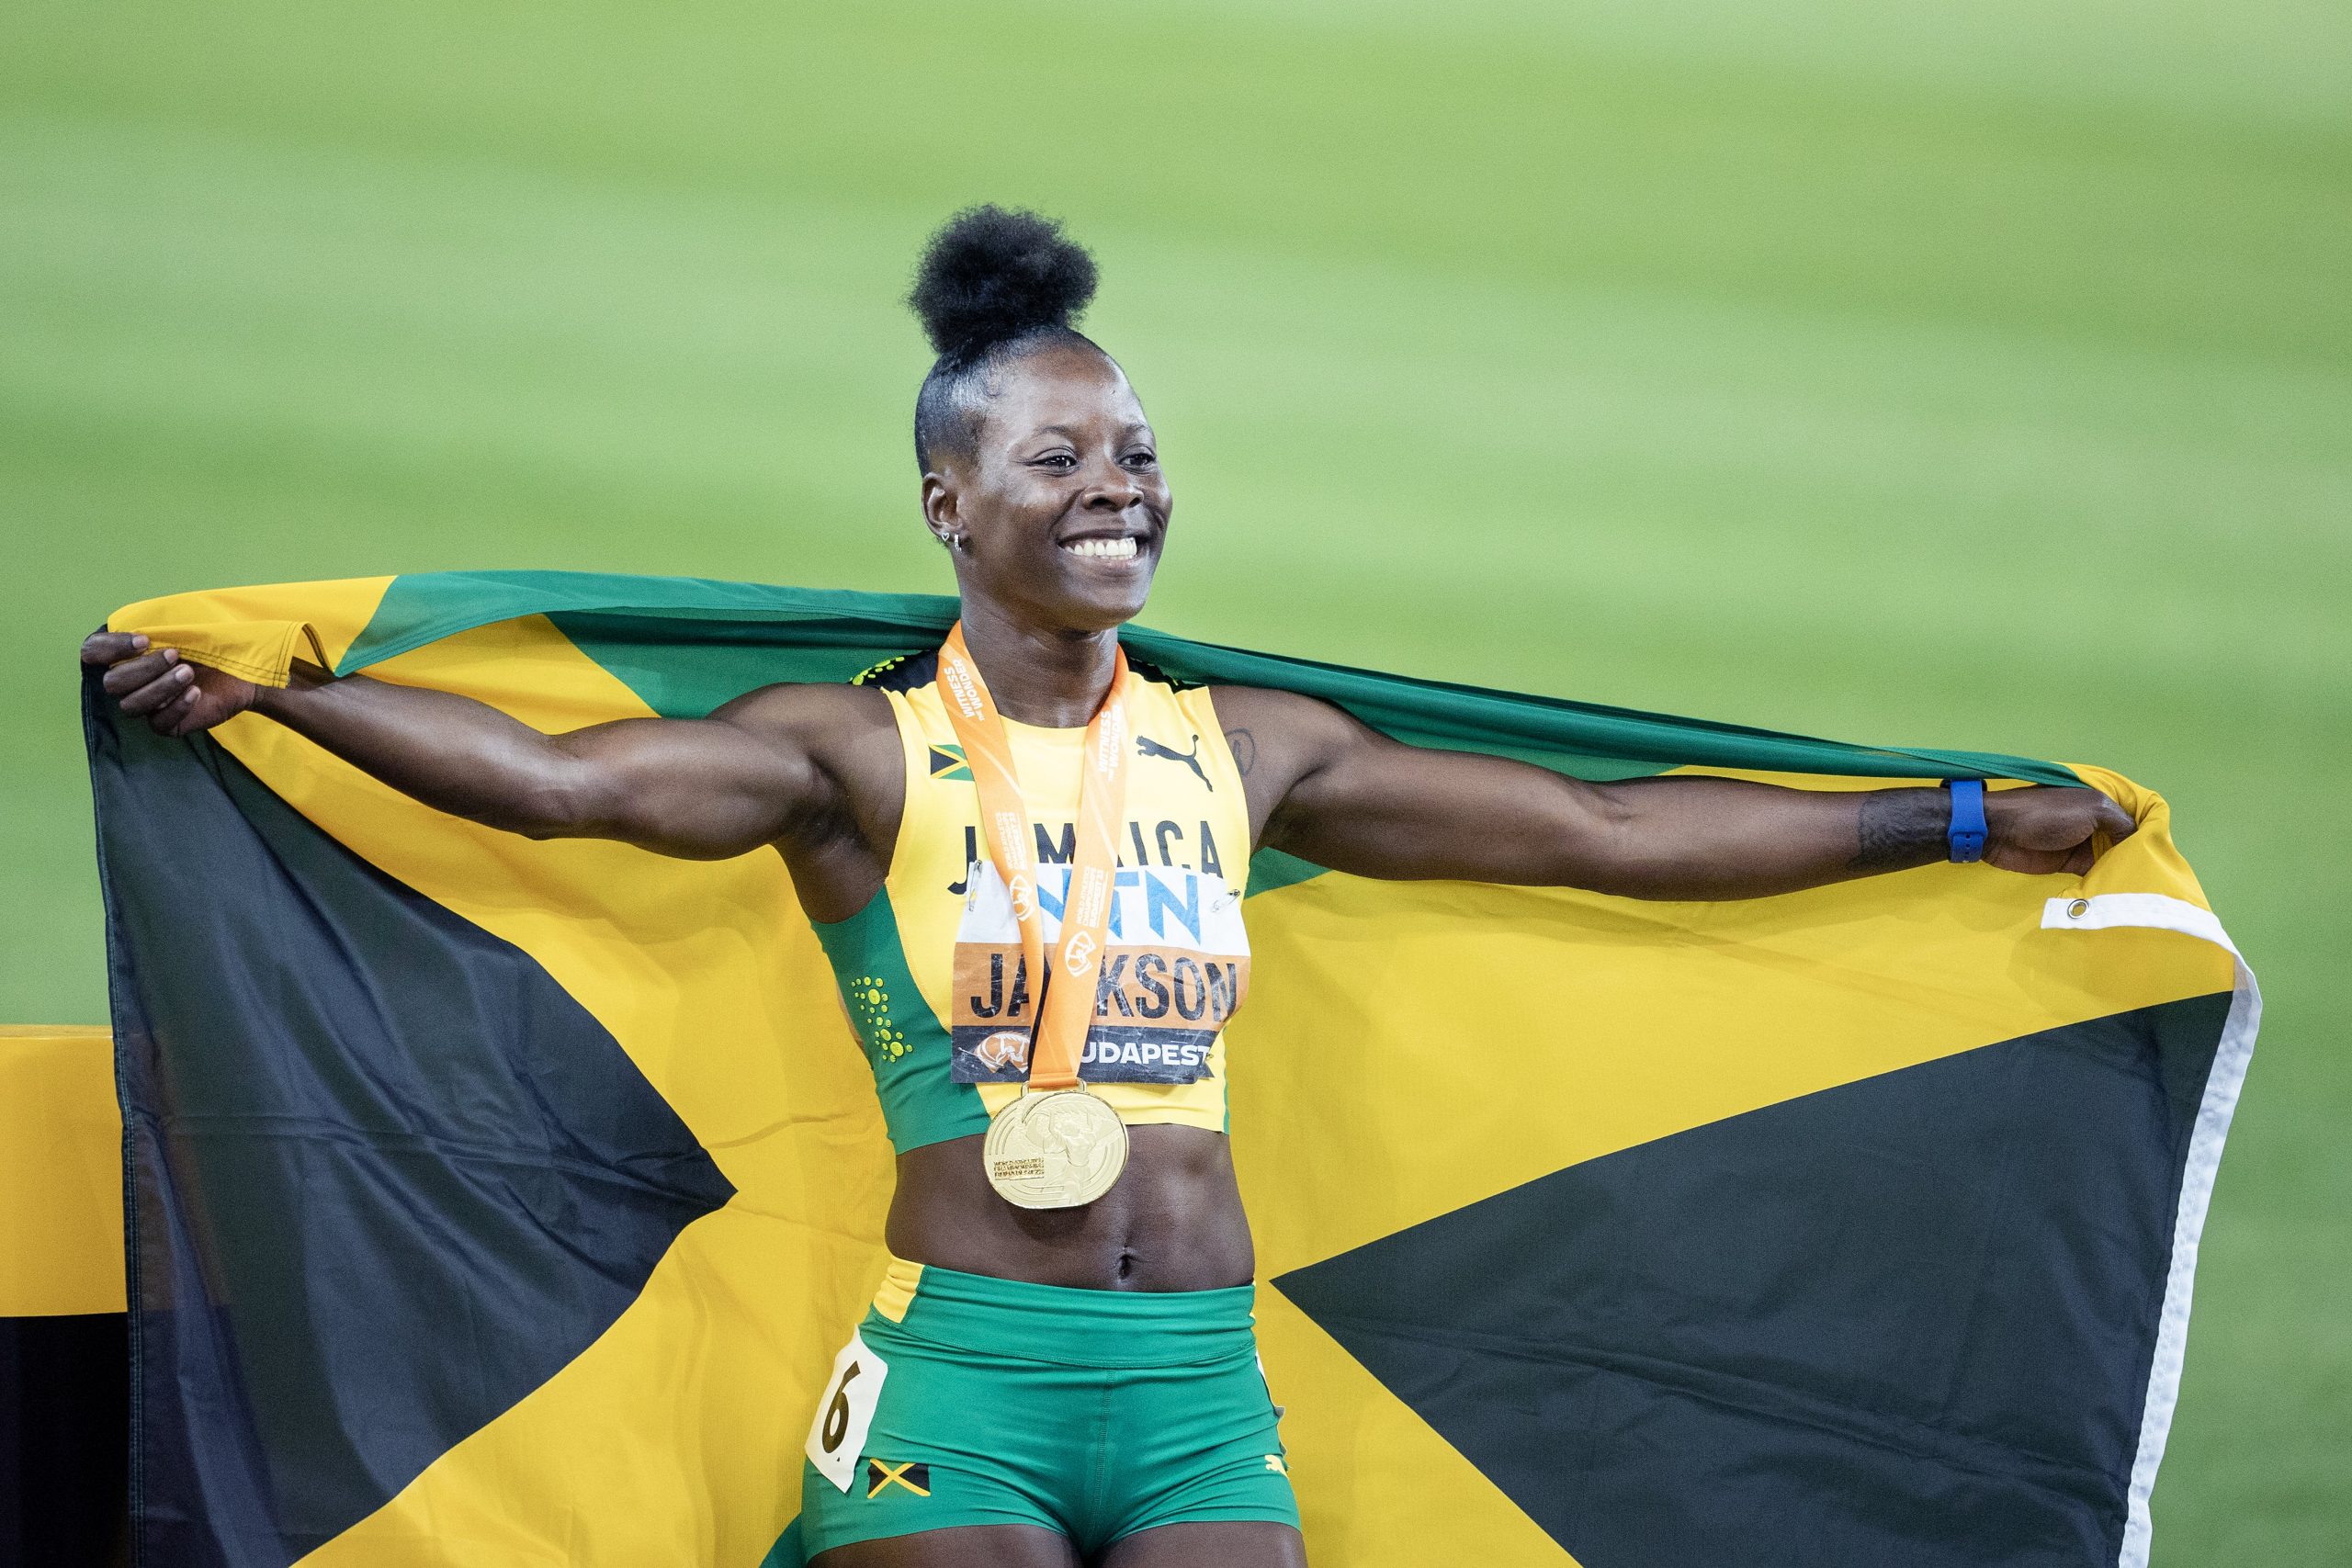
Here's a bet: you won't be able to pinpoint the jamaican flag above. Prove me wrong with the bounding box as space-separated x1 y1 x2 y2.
84 571 2255 1568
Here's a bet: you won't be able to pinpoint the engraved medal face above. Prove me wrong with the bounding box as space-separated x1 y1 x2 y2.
983 1088 1129 1209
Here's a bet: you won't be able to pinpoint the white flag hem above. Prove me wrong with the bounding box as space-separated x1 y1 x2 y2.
2041 892 2260 1568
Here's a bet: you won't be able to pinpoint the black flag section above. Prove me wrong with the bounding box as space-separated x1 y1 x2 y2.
1276 993 2232 1568
85 674 736 1568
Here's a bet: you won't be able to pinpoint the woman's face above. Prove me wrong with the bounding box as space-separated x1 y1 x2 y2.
922 344 1170 634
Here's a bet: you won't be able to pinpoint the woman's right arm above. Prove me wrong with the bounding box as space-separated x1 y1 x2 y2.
81 630 865 861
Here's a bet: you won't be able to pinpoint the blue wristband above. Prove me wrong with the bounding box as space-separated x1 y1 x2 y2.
1945 779 1987 863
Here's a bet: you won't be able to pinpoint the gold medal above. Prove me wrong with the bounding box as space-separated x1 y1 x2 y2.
982 1087 1130 1209
937 624 1136 1211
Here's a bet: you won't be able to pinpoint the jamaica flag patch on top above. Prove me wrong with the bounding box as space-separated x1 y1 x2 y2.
866 1460 931 1498
926 745 970 782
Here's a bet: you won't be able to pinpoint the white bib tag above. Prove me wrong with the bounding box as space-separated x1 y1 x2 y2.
804 1329 888 1494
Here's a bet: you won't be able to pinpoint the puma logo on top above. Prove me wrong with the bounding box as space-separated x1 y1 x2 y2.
1136 733 1212 790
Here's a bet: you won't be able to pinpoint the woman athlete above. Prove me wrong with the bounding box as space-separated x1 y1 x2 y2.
82 207 2134 1568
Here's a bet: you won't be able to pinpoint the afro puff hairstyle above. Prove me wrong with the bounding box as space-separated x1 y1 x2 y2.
910 205 1103 470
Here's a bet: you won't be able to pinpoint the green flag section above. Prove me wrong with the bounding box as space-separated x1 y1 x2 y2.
88 571 2255 1568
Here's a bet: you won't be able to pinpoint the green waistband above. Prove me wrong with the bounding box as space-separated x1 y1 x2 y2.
877 1260 1258 1368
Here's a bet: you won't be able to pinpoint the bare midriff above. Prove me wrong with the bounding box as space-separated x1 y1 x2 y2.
886 1124 1255 1292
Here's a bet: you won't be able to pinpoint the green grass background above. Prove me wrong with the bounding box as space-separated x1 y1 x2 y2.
3 1 2345 1557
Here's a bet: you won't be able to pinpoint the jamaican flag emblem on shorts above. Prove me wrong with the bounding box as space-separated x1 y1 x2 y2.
865 1461 930 1499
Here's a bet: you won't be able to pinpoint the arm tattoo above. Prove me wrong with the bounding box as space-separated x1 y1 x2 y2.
1225 728 1257 777
1849 788 1948 872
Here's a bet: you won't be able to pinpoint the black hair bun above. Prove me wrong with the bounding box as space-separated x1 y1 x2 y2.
910 205 1098 365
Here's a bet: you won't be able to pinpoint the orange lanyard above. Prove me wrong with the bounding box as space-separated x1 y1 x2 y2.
936 624 1131 1093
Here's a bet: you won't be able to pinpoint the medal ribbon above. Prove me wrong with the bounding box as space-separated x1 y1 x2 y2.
937 623 1131 1093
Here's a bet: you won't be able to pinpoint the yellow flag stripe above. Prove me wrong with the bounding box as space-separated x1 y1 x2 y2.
1231 782 2231 1279
1254 1288 1575 1566
111 577 394 685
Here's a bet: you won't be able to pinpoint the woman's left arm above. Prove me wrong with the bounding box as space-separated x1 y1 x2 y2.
1214 686 2134 899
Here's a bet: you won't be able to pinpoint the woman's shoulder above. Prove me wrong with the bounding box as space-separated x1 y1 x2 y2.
1200 682 1349 736
707 677 901 765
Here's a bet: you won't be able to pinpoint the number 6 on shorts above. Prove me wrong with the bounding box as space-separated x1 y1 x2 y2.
805 1330 889 1493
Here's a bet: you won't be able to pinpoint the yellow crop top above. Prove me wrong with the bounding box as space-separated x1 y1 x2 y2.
810 649 1253 1153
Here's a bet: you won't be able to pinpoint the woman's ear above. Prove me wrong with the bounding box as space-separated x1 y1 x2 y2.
922 472 962 551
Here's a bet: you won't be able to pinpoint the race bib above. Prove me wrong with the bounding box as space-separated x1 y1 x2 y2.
804 1330 888 1494
951 863 1251 1085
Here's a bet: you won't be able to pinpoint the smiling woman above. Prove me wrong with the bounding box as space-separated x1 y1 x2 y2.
79 207 2135 1568
912 207 1170 687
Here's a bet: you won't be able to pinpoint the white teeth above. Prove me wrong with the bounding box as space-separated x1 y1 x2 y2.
1064 537 1138 560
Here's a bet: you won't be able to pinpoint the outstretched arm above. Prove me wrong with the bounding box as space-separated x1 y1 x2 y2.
83 631 892 862
1215 685 2133 899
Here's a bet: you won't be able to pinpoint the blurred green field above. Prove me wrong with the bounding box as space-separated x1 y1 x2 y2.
2 1 2346 1559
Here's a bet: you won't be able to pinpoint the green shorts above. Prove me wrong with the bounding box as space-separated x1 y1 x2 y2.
795 1257 1299 1559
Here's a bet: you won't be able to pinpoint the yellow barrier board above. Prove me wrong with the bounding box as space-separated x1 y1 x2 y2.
0 1027 126 1316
